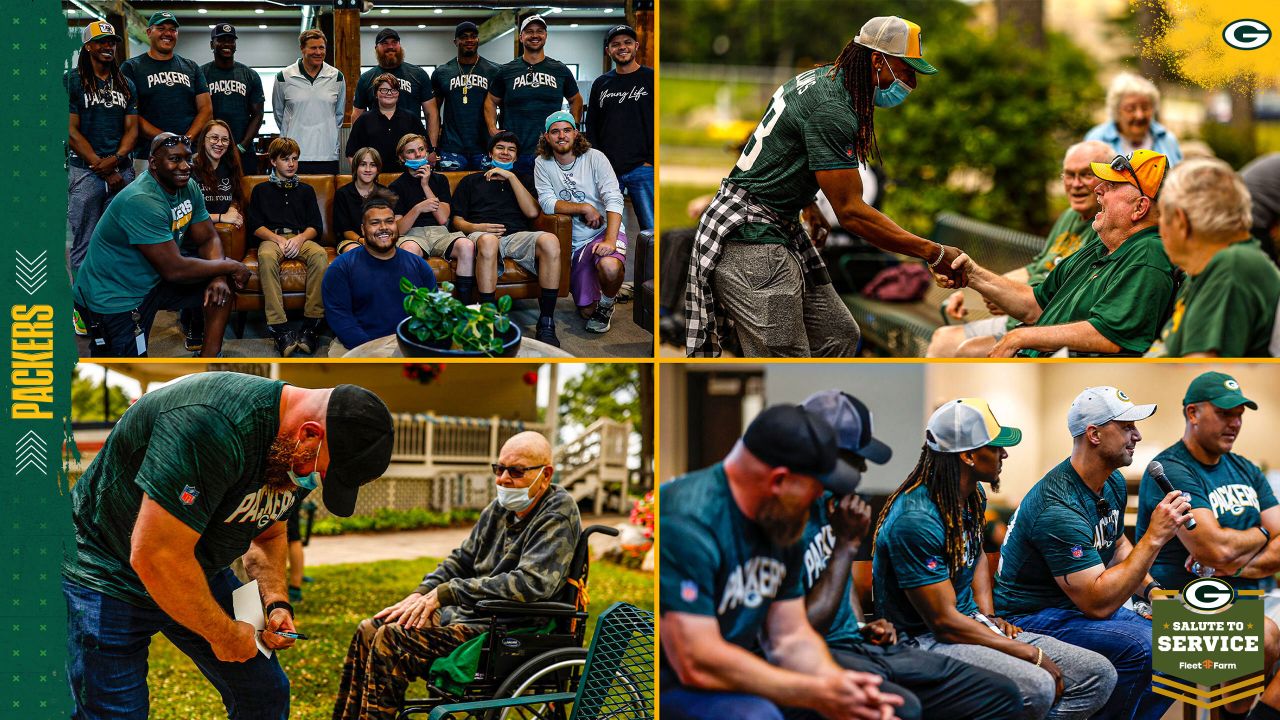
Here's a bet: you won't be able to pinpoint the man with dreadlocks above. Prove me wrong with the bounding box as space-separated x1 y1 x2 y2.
67 20 139 276
874 398 1117 719
685 15 967 358
798 390 1023 720
661 404 903 720
994 387 1189 720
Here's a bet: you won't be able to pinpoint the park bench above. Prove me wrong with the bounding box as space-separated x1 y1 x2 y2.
423 601 655 720
840 212 1044 357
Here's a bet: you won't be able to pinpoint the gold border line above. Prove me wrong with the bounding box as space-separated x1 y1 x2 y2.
1152 674 1265 697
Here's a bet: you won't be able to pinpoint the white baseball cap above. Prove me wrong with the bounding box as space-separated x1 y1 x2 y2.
854 16 938 75
1067 386 1156 437
926 398 1021 453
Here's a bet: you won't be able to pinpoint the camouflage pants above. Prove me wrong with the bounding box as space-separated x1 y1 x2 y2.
332 618 483 720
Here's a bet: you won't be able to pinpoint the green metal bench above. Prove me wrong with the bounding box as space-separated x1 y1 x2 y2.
841 212 1044 357
425 602 654 720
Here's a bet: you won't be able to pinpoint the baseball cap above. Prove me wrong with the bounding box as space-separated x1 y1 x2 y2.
1067 386 1156 437
801 390 892 465
520 15 547 32
545 110 576 132
1183 371 1257 410
147 11 179 28
742 404 862 495
82 20 119 44
211 23 236 40
322 384 395 517
375 27 400 44
605 24 637 46
926 398 1021 453
854 16 937 75
1090 150 1168 197
455 21 479 38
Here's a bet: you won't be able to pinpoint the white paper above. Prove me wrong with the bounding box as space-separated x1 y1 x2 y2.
231 579 272 658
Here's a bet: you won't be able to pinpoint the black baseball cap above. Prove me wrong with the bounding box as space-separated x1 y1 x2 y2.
455 21 479 38
801 390 892 466
375 27 400 44
322 385 394 517
605 24 637 46
211 23 236 40
742 404 862 494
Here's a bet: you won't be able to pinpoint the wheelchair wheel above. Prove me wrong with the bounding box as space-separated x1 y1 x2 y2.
487 646 648 720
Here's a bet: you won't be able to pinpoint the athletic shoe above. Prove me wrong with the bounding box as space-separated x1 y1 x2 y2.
72 308 88 337
535 316 560 347
585 299 614 333
295 321 321 355
268 325 297 358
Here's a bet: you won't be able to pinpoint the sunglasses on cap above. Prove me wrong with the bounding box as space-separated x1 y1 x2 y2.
157 135 193 150
491 463 547 479
1109 155 1147 199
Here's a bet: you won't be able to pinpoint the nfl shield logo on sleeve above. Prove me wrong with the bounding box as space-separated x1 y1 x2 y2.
925 556 942 571
180 485 199 505
680 580 698 603
1070 545 1084 558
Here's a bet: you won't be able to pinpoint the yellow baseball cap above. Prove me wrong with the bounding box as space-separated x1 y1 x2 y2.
854 16 937 75
1091 149 1168 198
81 21 119 45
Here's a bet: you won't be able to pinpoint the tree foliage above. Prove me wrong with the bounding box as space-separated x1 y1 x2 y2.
71 370 131 422
559 364 641 438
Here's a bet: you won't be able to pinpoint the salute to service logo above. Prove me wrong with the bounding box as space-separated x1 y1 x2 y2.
1152 577 1265 708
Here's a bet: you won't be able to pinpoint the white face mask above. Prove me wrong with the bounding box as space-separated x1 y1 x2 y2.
496 467 546 512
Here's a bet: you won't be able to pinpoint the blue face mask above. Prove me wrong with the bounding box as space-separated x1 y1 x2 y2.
404 157 430 170
873 61 912 108
288 440 321 491
491 158 515 171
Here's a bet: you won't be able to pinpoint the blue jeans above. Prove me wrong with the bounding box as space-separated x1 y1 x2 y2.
437 151 490 172
64 570 290 719
1008 606 1170 720
661 686 796 720
617 164 654 231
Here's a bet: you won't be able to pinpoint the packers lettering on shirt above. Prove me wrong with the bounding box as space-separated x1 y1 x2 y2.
170 198 194 235
83 86 128 109
717 556 789 615
147 71 193 89
803 523 837 586
208 78 248 96
513 71 559 90
224 485 298 529
448 74 489 92
1209 484 1262 517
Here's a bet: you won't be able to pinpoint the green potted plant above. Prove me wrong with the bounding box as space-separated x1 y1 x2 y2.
396 278 523 357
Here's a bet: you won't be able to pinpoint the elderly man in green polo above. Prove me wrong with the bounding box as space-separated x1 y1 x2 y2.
947 150 1177 357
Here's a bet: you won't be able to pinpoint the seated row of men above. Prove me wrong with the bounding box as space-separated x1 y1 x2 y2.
71 111 628 357
662 372 1280 720
925 143 1280 358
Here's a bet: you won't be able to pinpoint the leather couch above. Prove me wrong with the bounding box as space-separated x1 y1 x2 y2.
218 171 572 338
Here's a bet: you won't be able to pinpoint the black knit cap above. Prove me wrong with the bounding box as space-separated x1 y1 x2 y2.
322 385 394 517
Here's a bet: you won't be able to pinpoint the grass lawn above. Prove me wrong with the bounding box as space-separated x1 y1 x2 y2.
145 557 654 719
660 183 719 232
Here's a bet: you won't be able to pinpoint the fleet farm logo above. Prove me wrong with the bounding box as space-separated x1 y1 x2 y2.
1152 577 1265 709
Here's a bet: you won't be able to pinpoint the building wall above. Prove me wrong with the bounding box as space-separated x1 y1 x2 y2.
278 363 539 420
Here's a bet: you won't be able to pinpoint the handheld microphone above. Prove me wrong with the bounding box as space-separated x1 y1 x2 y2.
1148 460 1197 530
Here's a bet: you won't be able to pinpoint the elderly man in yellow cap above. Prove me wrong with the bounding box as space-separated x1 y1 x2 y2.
947 150 1177 357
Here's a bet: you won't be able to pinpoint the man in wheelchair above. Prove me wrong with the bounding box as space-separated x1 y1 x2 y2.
333 431 582 719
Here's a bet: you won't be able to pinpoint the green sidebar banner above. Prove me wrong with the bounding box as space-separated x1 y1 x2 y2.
1 1 76 717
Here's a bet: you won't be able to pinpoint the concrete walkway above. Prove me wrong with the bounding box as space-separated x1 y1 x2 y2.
305 514 629 566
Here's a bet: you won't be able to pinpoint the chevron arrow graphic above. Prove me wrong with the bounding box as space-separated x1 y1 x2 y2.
15 250 48 296
16 430 48 475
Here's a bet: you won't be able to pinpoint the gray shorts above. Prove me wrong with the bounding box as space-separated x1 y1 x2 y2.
964 315 1012 341
399 225 468 259
467 230 543 276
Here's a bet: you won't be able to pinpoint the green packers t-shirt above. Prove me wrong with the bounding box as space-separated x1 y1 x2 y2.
872 485 981 637
995 459 1125 615
62 373 297 608
121 53 209 158
1030 225 1176 356
1136 441 1277 590
352 62 433 120
1025 208 1098 287
489 57 580 161
65 71 137 160
800 492 863 650
727 65 861 217
1152 239 1280 358
72 169 210 313
200 61 264 144
659 463 804 688
431 56 500 156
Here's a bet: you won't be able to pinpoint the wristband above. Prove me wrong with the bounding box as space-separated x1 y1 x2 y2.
236 143 246 153
265 600 294 618
1140 580 1162 603
1260 526 1271 542
927 243 946 268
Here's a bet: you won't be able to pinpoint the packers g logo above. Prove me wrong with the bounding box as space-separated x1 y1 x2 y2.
1224 19 1271 50
1116 389 1130 402
1225 379 1241 391
1183 577 1235 613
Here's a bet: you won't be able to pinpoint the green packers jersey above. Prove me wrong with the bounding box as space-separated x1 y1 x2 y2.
727 65 861 216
